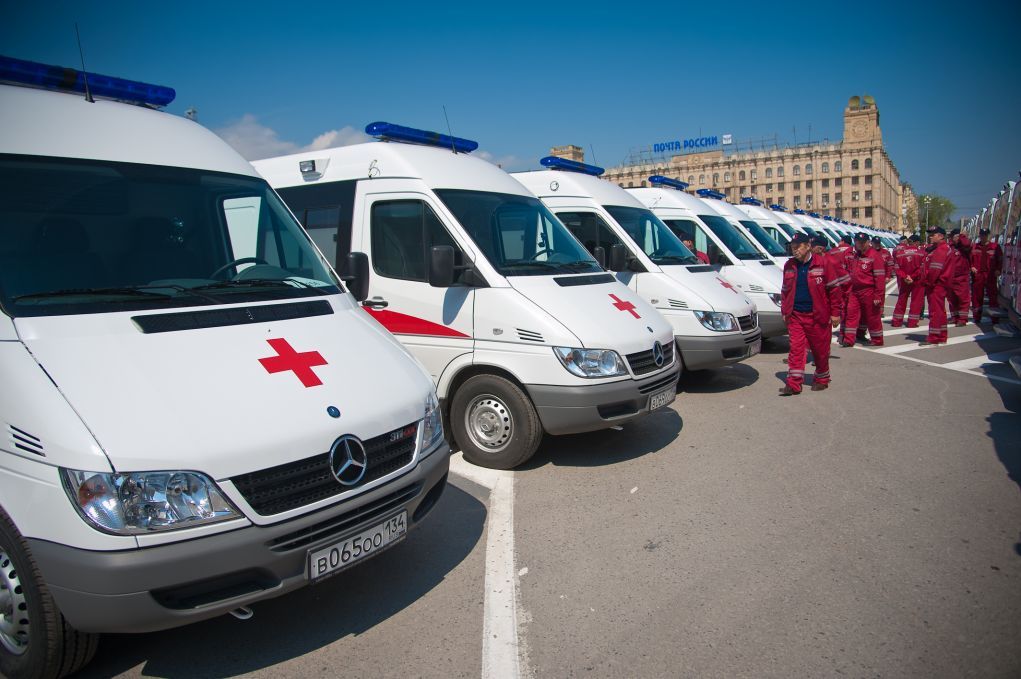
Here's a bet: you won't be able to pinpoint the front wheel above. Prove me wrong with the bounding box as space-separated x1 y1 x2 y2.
0 510 98 679
451 375 543 470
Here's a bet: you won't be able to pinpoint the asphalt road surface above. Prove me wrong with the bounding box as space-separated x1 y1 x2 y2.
80 305 1021 678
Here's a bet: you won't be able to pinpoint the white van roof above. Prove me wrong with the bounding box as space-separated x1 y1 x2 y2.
254 141 529 197
511 168 648 207
628 187 727 216
0 85 255 176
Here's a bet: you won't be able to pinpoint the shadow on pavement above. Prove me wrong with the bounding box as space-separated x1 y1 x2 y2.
522 407 683 470
680 363 759 394
78 483 486 678
760 336 789 354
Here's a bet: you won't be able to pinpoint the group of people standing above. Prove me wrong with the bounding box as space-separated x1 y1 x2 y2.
778 226 1004 395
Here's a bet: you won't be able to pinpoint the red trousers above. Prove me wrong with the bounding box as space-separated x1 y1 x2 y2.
947 278 970 324
786 311 831 393
926 285 948 343
972 271 1000 321
843 288 883 345
892 278 925 327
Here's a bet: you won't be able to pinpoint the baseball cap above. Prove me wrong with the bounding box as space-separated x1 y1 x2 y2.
810 236 829 248
854 232 870 242
978 227 990 235
790 233 811 245
908 234 921 242
927 226 946 235
840 235 853 245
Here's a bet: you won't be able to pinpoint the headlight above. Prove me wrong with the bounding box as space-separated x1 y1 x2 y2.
553 347 627 378
419 391 444 454
767 293 782 306
62 469 241 535
694 310 738 332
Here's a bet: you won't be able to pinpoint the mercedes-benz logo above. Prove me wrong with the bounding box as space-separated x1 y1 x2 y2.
329 435 367 486
652 341 665 367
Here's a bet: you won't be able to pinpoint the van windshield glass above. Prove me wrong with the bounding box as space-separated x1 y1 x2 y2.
776 222 796 238
602 206 698 265
434 189 601 276
697 214 765 260
739 220 787 256
0 155 340 317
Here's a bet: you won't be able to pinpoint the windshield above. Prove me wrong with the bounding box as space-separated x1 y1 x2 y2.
434 189 600 276
739 220 787 257
776 222 796 238
698 214 765 260
602 205 698 265
0 154 339 317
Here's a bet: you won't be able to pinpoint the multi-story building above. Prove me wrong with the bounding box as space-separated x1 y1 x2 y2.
554 96 916 233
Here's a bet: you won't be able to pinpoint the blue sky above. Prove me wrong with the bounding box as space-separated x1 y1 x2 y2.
4 1 1018 219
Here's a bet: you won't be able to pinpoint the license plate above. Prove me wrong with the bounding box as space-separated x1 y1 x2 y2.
649 385 676 411
308 511 407 582
748 339 762 357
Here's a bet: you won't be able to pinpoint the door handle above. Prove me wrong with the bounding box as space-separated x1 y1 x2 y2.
362 296 389 310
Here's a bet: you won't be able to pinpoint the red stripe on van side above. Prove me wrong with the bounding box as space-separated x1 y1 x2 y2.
363 308 470 338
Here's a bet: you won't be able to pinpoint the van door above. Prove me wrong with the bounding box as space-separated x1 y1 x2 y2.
356 191 474 380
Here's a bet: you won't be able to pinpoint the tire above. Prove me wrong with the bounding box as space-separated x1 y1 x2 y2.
0 509 98 679
451 374 543 470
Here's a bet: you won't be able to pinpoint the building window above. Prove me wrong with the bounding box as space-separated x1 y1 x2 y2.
766 168 773 178
835 208 843 218
852 176 860 185
740 186 748 195
713 173 719 185
725 187 732 196
822 193 830 206
793 165 800 176
794 196 801 206
688 175 694 184
835 178 842 187
852 208 860 218
793 181 801 190
750 185 757 195
835 193 842 205
852 191 860 202
865 175 872 185
865 190 872 201
724 172 732 182
628 181 634 188
805 180 813 189
865 207 873 217
750 169 757 181
739 170 746 181
641 181 647 187
822 162 829 173
806 195 813 206
864 158 873 170
851 159 859 171
822 178 829 188
699 174 705 184
805 163 813 175
777 167 784 177
834 161 842 172
777 182 785 191
766 183 773 192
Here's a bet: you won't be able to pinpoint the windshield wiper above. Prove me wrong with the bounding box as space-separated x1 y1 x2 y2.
12 286 177 302
556 260 599 271
192 277 321 292
501 261 560 270
655 255 698 264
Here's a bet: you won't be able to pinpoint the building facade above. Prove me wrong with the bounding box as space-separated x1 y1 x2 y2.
554 96 916 233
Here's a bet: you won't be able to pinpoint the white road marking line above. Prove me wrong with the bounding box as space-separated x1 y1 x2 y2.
449 453 523 679
878 351 1021 386
865 332 996 355
881 325 927 337
938 349 1021 371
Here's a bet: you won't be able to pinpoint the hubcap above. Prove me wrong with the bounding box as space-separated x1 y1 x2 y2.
465 394 514 454
0 548 28 655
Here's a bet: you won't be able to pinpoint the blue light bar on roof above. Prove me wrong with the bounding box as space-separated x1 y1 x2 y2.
539 156 605 176
809 212 821 218
696 188 726 200
770 204 786 211
741 197 763 206
648 175 689 190
823 215 834 221
0 55 175 107
364 121 478 153
793 209 807 214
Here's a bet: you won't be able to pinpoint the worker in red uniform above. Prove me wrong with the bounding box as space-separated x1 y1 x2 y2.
810 235 830 258
920 226 955 345
830 235 854 338
891 234 926 327
947 228 972 326
970 227 1004 324
779 233 845 396
679 232 711 265
841 232 886 347
871 236 893 284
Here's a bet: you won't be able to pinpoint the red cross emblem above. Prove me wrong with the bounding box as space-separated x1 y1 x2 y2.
258 338 328 388
716 277 739 294
609 293 641 319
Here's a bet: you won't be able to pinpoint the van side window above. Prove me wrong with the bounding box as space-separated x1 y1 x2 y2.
663 218 732 266
303 206 341 269
371 200 461 282
554 211 624 256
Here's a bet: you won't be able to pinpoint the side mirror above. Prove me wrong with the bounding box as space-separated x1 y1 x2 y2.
429 245 456 288
592 246 607 268
342 251 370 302
609 244 627 272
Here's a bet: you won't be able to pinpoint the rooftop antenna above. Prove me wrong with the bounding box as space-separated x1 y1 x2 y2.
442 105 456 154
74 22 94 103
589 144 598 167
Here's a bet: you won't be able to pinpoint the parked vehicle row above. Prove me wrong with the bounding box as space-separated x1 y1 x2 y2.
963 176 1020 340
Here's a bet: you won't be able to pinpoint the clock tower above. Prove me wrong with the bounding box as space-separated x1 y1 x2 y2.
842 94 882 148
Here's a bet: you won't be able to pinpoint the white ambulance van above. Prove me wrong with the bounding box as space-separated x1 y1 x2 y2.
0 58 450 678
734 197 793 253
709 196 790 267
511 165 762 370
254 123 679 471
628 186 787 338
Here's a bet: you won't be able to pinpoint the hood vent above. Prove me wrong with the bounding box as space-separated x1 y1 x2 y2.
668 299 689 309
748 284 765 293
516 329 544 343
8 425 43 457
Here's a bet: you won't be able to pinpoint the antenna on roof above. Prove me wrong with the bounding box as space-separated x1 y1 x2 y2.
589 144 598 167
442 105 456 154
74 23 94 103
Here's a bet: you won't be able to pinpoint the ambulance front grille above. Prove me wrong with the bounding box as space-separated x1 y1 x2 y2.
7 425 43 456
626 342 674 376
748 285 765 293
516 329 544 343
668 299 689 309
738 314 756 331
231 422 419 516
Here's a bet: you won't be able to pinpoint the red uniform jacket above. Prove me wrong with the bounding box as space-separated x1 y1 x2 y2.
970 241 1003 274
950 235 972 282
893 243 924 281
695 250 711 265
877 248 893 278
848 247 886 301
922 242 955 289
780 253 846 327
829 245 855 290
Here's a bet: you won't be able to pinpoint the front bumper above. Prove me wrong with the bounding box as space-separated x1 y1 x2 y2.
676 328 762 370
29 443 450 634
757 310 787 338
527 362 680 435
